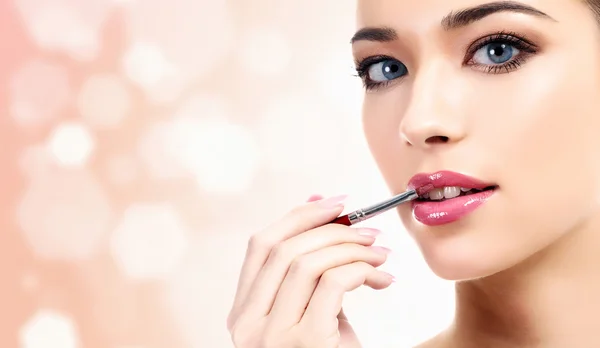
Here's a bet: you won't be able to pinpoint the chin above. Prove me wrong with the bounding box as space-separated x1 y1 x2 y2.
422 250 504 281
405 222 532 281
418 244 501 281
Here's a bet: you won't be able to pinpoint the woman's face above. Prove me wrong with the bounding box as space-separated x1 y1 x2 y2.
355 0 600 280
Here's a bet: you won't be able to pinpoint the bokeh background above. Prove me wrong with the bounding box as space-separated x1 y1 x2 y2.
0 0 455 347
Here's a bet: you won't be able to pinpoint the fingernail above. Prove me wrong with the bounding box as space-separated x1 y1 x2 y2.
357 228 381 237
370 246 392 255
384 272 397 283
318 194 348 208
306 194 324 203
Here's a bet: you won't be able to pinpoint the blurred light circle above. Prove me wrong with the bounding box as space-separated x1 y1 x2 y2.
122 42 187 103
14 0 111 60
122 0 234 102
47 122 96 167
19 309 80 348
122 42 177 90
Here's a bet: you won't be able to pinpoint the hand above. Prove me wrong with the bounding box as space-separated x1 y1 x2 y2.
227 194 394 348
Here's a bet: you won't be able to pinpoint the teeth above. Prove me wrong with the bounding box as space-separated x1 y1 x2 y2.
428 188 444 200
424 186 467 200
443 186 461 199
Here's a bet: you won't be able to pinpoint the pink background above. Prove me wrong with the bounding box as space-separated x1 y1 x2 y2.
1 1 453 347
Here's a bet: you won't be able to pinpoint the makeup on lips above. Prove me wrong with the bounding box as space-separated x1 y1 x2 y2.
329 171 496 227
409 171 498 226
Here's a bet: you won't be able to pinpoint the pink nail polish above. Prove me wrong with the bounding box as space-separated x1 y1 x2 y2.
370 246 392 255
306 194 324 203
387 273 397 282
318 195 348 208
357 228 381 237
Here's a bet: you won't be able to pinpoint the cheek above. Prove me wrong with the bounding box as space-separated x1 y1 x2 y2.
473 60 600 234
362 94 409 185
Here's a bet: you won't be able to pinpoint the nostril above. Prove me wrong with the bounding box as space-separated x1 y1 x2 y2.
425 135 449 144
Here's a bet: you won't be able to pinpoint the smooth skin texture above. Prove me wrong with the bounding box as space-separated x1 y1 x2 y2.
358 0 600 347
229 0 600 347
227 194 393 348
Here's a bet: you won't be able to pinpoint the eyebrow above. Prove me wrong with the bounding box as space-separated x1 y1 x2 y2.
441 0 555 30
351 1 555 44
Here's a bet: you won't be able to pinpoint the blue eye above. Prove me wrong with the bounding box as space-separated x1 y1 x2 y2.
367 59 408 82
473 42 520 65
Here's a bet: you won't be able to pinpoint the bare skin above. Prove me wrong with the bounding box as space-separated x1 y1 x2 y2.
227 194 394 348
228 0 600 347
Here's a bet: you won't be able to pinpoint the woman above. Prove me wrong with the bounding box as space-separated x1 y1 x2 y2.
227 0 600 346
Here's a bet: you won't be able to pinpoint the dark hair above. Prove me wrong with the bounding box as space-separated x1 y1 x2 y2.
586 0 600 18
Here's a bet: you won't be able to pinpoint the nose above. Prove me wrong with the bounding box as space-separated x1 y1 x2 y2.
400 60 468 149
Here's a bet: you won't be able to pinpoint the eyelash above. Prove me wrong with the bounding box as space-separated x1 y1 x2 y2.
354 55 397 91
354 31 540 91
465 31 538 72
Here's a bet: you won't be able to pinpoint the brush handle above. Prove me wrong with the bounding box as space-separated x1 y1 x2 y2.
331 214 352 226
331 190 418 226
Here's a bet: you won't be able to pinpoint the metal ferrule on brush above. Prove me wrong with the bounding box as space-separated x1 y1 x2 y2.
347 190 418 224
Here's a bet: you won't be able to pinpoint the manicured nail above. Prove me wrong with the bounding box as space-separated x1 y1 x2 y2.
306 194 323 203
357 228 381 237
384 272 397 283
370 246 392 255
306 194 324 203
318 195 348 208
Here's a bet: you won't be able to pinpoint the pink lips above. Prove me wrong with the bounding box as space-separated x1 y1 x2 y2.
407 171 497 226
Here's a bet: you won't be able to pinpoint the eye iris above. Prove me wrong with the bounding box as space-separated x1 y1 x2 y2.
487 43 513 64
382 61 404 79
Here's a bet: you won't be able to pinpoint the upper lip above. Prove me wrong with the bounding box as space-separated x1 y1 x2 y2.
408 170 497 196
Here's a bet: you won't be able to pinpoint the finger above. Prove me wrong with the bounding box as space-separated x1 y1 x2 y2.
300 262 395 335
267 244 390 328
239 225 380 321
231 193 323 314
230 195 347 320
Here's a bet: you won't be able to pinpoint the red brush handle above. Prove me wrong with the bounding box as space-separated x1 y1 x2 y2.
330 214 352 226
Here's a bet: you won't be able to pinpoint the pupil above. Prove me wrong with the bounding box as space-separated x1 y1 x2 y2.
490 46 504 56
385 64 399 73
487 43 512 64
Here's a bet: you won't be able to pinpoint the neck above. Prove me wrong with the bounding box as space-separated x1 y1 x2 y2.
451 213 600 348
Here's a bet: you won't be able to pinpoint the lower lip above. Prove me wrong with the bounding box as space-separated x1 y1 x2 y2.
412 189 496 226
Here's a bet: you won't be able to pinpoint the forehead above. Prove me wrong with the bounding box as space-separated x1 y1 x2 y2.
356 0 585 30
